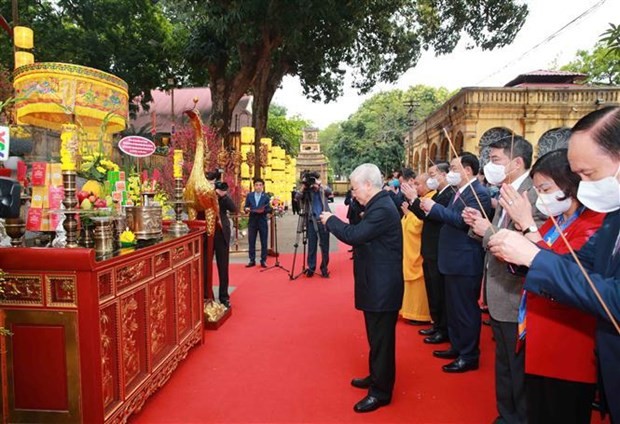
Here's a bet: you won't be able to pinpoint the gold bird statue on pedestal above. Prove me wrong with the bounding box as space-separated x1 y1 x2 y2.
183 104 219 236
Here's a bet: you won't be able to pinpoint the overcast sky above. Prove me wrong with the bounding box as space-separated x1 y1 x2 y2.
271 0 619 129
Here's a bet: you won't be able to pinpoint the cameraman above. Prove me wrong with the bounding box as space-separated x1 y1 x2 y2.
296 172 332 278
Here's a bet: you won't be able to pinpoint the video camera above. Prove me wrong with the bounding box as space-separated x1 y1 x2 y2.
300 170 320 190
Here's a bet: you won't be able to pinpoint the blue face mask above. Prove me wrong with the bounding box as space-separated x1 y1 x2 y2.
389 179 400 188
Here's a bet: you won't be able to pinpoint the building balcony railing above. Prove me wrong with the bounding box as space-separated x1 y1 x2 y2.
411 86 620 141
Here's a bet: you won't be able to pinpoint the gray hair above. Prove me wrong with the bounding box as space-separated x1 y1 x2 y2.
350 163 383 189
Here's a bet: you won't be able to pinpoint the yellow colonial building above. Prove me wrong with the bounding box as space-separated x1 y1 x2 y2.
405 71 620 172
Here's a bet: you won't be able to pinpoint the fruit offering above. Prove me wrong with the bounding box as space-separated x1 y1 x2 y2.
77 189 113 210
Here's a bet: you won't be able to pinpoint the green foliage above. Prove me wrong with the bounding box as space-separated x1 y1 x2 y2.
601 23 620 55
265 104 309 156
0 0 184 112
561 41 620 85
181 0 528 139
325 85 452 178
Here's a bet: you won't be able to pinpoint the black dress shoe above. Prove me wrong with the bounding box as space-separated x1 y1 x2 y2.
245 262 256 268
424 333 448 344
260 262 267 268
350 376 371 389
418 327 437 336
320 271 330 278
220 300 231 308
304 270 314 277
353 395 390 413
433 349 459 359
442 358 479 373
407 319 430 326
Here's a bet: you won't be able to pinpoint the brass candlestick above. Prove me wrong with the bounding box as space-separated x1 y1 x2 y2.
168 178 189 235
62 170 79 248
4 218 25 247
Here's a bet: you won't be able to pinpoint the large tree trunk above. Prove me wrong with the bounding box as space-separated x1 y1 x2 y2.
251 57 289 179
207 31 282 148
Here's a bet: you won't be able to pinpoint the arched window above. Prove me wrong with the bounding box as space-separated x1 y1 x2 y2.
440 138 449 161
537 128 571 157
455 131 464 155
413 151 420 174
429 142 438 164
478 127 513 166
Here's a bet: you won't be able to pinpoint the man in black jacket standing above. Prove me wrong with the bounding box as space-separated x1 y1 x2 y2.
402 162 453 343
214 181 237 308
320 163 403 413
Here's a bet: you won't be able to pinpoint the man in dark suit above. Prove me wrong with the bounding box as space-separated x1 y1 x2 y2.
213 181 237 308
319 163 403 413
344 189 364 225
403 162 453 343
420 152 492 373
244 178 272 268
488 106 620 423
466 136 546 424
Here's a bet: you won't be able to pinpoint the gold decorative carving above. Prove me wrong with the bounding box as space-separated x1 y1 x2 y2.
100 308 115 409
121 296 140 385
105 328 201 424
177 267 189 335
1 274 43 305
116 260 148 289
182 106 219 235
149 280 167 356
172 245 185 262
154 252 170 274
46 275 77 307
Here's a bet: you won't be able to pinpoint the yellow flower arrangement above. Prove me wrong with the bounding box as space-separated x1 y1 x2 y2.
78 153 120 182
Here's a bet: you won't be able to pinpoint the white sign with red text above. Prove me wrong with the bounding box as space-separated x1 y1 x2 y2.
118 136 156 158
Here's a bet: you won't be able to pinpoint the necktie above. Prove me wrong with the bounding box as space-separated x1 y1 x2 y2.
613 233 620 257
452 190 461 205
516 290 527 352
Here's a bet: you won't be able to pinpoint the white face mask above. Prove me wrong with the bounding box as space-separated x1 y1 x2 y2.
426 177 440 190
576 164 620 213
484 162 506 186
446 171 462 186
535 190 572 217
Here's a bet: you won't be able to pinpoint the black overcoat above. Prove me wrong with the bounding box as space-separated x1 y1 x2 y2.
326 190 404 312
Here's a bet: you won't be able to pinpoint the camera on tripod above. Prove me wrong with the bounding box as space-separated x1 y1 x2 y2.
300 170 320 190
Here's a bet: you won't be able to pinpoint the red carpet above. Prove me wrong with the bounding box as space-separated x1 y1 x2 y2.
131 205 608 424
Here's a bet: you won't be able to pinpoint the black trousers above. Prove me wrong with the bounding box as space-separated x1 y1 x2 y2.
491 318 525 424
526 373 596 424
248 217 268 264
213 229 230 303
422 258 447 334
445 274 482 362
363 310 399 401
307 220 329 274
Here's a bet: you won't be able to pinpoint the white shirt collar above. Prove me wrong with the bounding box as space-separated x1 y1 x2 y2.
458 177 478 194
510 170 529 190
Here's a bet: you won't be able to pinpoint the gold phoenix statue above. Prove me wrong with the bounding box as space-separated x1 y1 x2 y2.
183 105 219 236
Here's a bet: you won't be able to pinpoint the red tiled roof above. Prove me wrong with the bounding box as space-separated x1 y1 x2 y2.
505 70 587 87
131 87 252 134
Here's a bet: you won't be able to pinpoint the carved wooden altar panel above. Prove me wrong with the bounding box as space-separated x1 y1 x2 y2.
100 302 121 414
148 273 176 368
0 229 206 424
176 263 192 340
121 288 148 394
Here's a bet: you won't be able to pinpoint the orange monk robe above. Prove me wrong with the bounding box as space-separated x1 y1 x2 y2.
399 191 435 321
